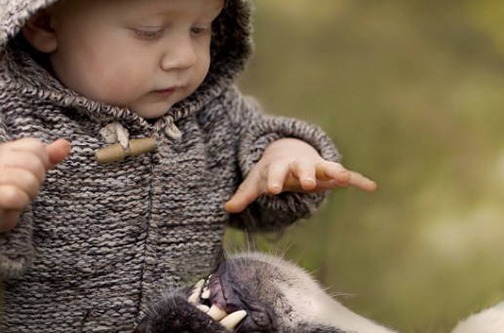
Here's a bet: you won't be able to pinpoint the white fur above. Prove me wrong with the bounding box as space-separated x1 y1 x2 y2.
231 253 504 333
452 302 504 333
237 252 396 333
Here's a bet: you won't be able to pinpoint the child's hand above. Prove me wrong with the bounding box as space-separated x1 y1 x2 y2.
0 138 71 233
224 138 377 213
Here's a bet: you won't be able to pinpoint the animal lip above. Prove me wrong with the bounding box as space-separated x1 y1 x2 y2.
194 262 240 313
208 269 229 310
186 264 247 330
186 260 277 333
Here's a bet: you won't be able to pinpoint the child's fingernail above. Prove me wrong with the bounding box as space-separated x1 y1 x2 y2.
303 178 316 189
270 184 282 193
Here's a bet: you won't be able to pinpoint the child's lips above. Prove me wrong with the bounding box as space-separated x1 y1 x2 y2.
153 87 177 97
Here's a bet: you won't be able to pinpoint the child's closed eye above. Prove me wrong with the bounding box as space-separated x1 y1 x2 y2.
190 25 212 37
130 27 164 40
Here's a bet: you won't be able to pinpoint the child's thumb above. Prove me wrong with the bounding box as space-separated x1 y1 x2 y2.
46 139 72 169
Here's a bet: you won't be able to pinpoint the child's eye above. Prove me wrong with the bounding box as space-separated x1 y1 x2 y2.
190 25 211 37
131 28 163 40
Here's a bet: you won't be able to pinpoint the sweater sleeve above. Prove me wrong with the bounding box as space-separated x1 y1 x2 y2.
225 87 341 232
0 109 36 281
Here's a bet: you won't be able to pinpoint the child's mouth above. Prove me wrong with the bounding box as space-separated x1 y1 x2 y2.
153 88 176 97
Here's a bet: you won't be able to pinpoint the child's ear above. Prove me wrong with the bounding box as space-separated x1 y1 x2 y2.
21 10 58 53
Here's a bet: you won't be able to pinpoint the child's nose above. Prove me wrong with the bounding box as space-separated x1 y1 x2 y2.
160 35 197 71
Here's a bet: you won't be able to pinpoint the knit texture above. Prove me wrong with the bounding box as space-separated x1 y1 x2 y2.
0 0 340 332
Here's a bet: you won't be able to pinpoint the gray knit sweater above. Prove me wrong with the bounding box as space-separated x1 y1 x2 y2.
0 0 340 332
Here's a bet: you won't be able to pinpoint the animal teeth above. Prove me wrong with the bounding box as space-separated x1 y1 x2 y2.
188 279 205 304
204 275 212 287
196 304 210 313
220 310 247 330
207 304 227 321
201 287 211 299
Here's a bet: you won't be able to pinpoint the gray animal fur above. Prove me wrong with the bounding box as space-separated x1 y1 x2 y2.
136 252 397 333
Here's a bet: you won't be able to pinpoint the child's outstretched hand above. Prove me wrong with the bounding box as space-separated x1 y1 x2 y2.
0 138 71 233
224 138 377 213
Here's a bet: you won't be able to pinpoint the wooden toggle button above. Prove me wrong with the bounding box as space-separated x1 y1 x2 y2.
95 138 157 164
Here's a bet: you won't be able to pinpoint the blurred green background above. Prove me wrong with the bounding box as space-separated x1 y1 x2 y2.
225 1 504 332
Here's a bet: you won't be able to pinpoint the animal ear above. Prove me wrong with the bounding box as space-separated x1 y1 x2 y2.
21 10 58 53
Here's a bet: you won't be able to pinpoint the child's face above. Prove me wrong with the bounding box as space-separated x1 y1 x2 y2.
47 0 224 119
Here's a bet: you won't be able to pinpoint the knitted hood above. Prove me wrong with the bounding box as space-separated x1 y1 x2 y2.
0 0 253 137
0 0 253 79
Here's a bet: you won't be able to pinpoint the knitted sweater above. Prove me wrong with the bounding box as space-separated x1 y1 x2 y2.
0 0 340 332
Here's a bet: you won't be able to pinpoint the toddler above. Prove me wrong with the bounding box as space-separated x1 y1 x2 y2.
0 0 376 331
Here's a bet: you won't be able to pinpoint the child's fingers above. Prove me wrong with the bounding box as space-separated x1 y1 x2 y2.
0 151 47 183
2 138 71 171
46 139 71 168
316 161 377 192
347 171 378 192
315 161 351 184
266 163 289 194
4 137 46 150
3 138 51 169
290 160 317 191
0 167 43 200
1 138 51 182
224 172 262 213
283 161 349 191
0 138 70 233
0 185 31 211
